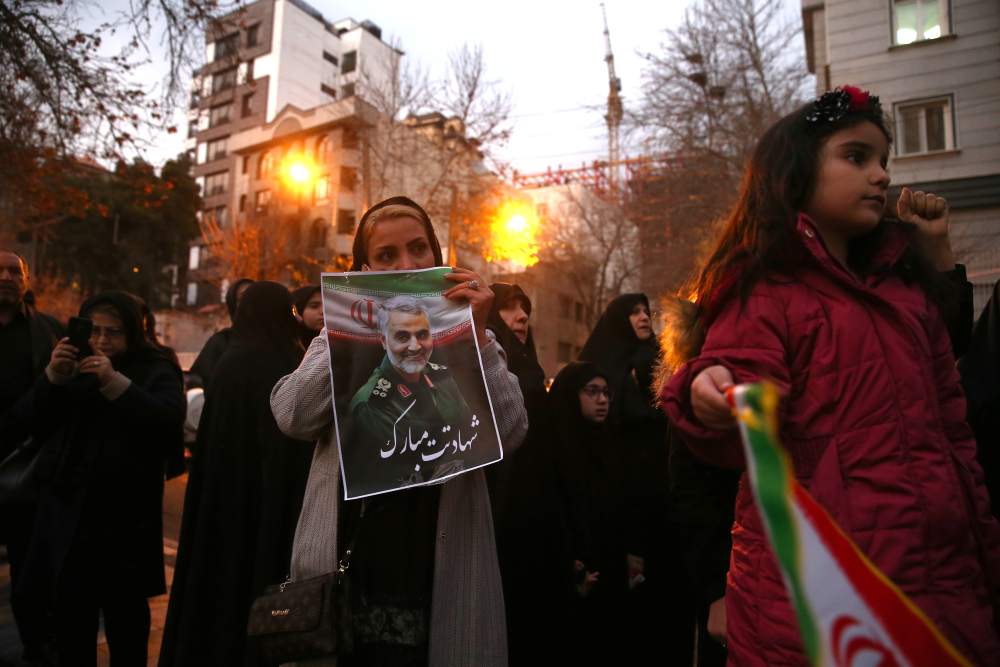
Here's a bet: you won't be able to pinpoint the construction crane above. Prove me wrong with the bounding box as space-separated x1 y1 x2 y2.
601 3 623 194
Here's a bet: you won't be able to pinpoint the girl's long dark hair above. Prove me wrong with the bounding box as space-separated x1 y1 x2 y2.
661 96 953 371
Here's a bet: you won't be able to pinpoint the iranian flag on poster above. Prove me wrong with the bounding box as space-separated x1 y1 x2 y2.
729 383 971 667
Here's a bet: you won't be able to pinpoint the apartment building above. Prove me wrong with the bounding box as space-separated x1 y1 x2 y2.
802 0 1000 309
185 0 399 305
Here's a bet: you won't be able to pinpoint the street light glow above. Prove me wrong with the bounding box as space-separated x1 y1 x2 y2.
281 153 318 195
288 161 311 184
506 214 528 234
488 200 540 269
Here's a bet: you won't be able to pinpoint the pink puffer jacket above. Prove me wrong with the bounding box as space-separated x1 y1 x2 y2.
662 215 1000 666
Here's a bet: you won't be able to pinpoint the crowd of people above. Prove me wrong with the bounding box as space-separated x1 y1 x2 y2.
2 85 1000 666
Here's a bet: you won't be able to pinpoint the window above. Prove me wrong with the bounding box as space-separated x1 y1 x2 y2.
895 96 954 155
239 194 247 212
212 67 237 94
316 135 334 162
257 151 273 179
245 59 255 83
342 127 359 149
314 175 330 202
341 83 356 99
559 295 572 319
892 0 948 45
206 136 228 162
340 166 357 192
574 302 584 323
337 209 355 234
186 282 198 307
241 155 249 174
241 92 254 118
342 50 357 73
204 205 227 227
187 123 197 139
255 189 272 215
209 103 232 127
246 24 260 47
188 246 200 270
323 51 339 66
204 171 228 196
557 342 572 363
321 83 337 99
214 33 239 61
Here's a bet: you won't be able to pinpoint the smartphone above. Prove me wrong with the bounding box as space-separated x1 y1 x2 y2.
66 316 94 357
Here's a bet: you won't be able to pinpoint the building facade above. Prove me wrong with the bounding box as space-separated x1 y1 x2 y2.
185 0 400 305
802 0 1000 309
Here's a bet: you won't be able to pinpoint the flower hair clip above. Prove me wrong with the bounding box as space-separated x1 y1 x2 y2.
805 85 882 123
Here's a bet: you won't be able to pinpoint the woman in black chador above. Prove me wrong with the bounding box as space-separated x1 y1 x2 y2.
959 279 1000 517
580 293 694 664
546 361 628 665
18 290 185 665
159 282 314 667
188 277 253 392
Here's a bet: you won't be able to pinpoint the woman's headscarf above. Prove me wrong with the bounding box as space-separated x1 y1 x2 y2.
487 283 546 416
579 294 654 377
225 278 254 321
291 285 321 318
79 290 177 375
231 281 303 363
350 196 443 271
549 361 609 437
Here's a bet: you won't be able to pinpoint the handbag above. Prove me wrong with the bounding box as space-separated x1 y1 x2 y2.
247 507 362 664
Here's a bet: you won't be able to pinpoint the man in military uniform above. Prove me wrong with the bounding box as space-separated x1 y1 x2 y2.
347 295 477 491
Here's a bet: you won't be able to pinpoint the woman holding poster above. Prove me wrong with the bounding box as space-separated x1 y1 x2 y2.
270 196 528 667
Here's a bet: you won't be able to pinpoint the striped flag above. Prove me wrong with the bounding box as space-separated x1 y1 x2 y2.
729 382 971 667
321 267 471 343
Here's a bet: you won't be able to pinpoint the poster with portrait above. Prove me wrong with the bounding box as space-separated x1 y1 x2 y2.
321 267 504 500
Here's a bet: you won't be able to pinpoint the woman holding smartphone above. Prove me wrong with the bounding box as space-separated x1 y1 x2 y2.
17 290 185 665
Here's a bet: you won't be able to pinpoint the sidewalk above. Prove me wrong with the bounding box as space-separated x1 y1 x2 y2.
0 474 187 667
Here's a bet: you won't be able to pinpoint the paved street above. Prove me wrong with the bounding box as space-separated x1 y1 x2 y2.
0 473 188 667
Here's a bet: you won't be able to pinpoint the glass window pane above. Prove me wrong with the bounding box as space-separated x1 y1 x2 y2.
925 105 946 151
895 0 918 44
921 0 942 39
901 106 923 154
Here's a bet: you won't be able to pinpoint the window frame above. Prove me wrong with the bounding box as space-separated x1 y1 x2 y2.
341 50 357 74
209 103 232 128
893 94 957 156
204 171 228 197
890 0 951 47
205 136 229 162
212 67 238 94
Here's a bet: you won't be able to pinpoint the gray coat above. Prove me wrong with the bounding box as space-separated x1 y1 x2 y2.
270 332 528 666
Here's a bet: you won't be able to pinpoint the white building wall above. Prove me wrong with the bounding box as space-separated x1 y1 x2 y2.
821 0 1000 185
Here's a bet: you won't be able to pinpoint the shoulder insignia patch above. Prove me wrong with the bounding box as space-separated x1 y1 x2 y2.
371 377 391 399
398 384 412 398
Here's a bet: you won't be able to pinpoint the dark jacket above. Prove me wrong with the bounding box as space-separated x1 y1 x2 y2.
19 350 185 602
0 304 63 453
959 277 1000 516
661 216 998 665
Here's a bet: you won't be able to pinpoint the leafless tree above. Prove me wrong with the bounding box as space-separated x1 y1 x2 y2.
538 186 640 328
1 0 243 157
358 41 512 258
627 0 811 301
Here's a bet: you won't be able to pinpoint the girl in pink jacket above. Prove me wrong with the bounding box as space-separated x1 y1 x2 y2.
660 86 1000 666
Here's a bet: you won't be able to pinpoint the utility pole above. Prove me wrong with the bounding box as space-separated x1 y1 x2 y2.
601 3 623 194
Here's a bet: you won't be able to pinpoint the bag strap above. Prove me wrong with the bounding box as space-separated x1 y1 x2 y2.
278 500 366 591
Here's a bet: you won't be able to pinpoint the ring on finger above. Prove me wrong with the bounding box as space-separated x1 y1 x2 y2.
468 280 480 290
